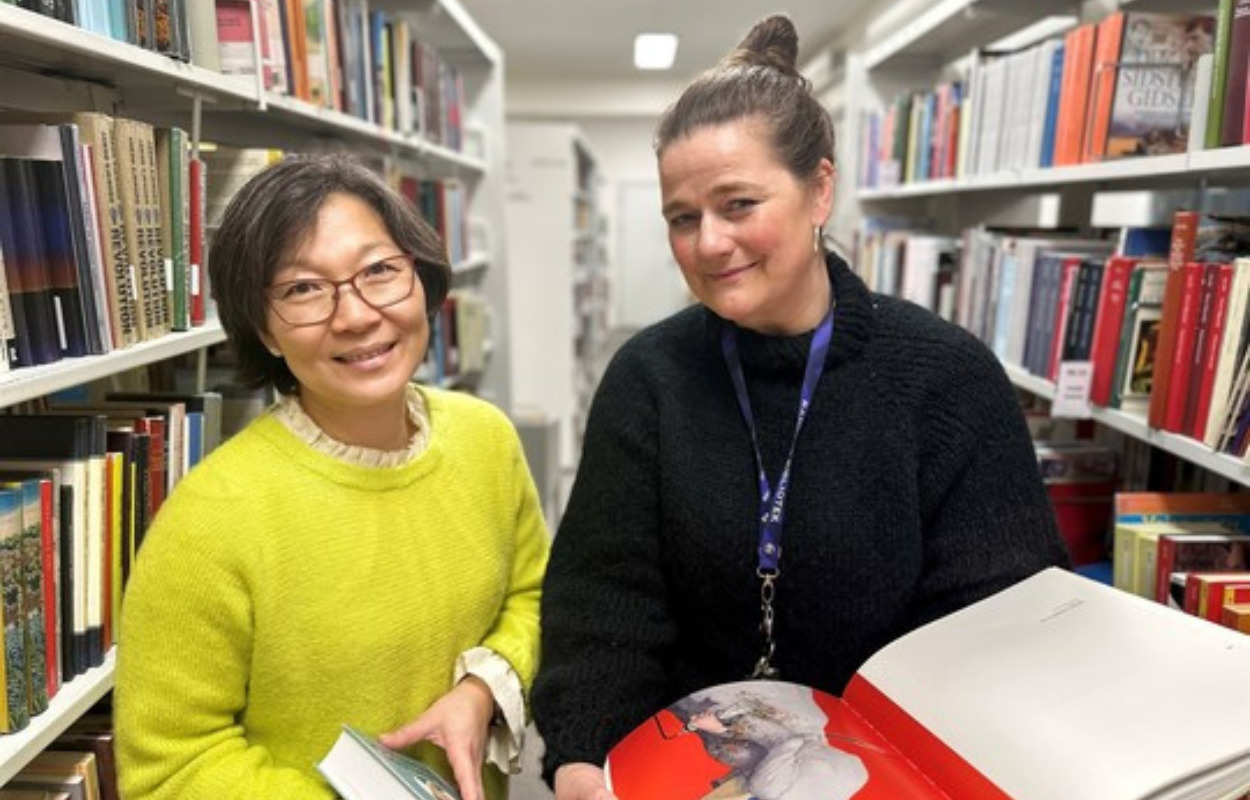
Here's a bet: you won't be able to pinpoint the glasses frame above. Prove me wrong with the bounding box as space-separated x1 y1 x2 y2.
265 253 419 327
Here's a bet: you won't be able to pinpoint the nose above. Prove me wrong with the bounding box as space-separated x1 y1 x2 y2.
328 283 381 329
696 216 733 258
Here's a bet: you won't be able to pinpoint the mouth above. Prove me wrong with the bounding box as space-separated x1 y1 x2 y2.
709 262 756 281
335 341 397 364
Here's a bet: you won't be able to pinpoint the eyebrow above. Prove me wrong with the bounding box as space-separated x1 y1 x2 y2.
661 181 761 218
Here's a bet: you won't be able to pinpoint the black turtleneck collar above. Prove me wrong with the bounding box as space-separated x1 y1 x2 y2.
700 252 873 373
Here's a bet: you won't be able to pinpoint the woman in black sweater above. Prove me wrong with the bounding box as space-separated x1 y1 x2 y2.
532 15 1070 800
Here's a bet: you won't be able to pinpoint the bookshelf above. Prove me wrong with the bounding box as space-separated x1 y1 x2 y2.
504 121 610 475
837 0 1250 487
0 0 509 783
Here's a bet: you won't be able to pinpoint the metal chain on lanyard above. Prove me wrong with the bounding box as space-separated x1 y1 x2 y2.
722 306 834 680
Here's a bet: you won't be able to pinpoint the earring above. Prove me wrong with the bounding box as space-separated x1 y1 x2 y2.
813 226 823 255
269 348 282 358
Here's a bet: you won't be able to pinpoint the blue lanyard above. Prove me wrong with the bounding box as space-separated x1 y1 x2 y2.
721 306 834 678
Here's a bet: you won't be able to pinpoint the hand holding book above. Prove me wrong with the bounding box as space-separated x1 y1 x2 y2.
375 676 497 800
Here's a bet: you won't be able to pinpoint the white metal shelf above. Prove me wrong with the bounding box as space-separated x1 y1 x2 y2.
0 322 226 408
864 0 1080 72
1002 364 1250 487
858 150 1241 200
0 650 115 786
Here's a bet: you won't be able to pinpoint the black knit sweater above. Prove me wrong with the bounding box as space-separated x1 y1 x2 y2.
532 254 1069 781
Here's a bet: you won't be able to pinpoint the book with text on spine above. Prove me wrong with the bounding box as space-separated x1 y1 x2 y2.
604 568 1250 800
318 724 462 800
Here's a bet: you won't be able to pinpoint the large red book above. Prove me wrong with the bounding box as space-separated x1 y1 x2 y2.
1161 261 1206 432
1188 262 1234 439
604 569 1250 800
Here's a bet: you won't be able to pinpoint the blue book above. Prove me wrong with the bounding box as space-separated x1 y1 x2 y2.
1039 41 1065 169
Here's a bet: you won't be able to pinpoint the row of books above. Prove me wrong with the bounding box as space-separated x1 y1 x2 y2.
5 1 469 154
859 9 1216 188
856 206 1250 461
7 0 196 62
1112 492 1250 633
213 0 467 149
0 391 222 733
0 114 209 375
4 710 119 799
420 289 489 388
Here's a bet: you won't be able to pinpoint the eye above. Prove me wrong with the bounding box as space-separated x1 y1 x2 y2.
360 258 405 282
725 197 758 215
666 212 697 229
278 280 328 300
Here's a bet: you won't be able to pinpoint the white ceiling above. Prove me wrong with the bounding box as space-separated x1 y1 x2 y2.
455 0 880 82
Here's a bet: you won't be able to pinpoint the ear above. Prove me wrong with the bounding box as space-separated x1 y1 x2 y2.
810 158 835 226
258 329 281 357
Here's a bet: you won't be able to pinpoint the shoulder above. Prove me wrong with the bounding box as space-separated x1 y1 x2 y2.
422 385 514 432
602 305 714 386
869 294 1006 383
421 386 525 460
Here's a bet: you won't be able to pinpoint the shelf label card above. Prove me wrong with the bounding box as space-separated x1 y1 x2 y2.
1053 361 1093 419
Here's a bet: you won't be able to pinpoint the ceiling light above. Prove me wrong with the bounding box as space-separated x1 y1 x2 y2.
634 33 678 70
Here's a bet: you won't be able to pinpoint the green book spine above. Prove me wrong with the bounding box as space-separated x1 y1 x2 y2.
1207 0 1235 149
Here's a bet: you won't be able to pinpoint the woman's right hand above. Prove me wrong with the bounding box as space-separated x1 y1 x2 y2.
554 762 618 800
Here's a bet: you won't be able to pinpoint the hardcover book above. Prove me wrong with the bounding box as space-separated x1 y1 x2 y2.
1097 12 1216 158
318 725 462 800
604 568 1250 800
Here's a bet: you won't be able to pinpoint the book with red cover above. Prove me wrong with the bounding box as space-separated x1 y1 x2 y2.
1046 256 1085 381
1188 262 1234 439
188 155 206 325
1088 255 1137 406
604 569 1250 800
1161 261 1207 433
1154 533 1250 604
1183 572 1250 620
1149 211 1250 429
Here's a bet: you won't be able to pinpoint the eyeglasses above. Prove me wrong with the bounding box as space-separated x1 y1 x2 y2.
265 254 418 327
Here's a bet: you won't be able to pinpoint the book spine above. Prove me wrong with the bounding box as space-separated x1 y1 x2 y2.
1163 261 1207 433
1181 264 1221 436
1221 0 1250 146
1090 256 1135 406
1191 262 1234 440
1150 211 1199 428
1209 0 1236 149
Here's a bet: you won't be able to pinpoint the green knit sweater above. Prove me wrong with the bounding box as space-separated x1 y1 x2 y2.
115 388 549 800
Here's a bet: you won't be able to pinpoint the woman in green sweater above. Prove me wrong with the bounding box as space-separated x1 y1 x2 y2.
115 155 549 800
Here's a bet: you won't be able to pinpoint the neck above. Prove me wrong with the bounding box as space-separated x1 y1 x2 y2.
298 393 413 451
756 255 833 336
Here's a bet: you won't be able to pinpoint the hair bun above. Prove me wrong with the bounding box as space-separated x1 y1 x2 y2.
721 14 800 76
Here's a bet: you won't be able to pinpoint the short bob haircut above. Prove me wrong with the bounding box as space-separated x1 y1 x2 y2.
208 154 451 395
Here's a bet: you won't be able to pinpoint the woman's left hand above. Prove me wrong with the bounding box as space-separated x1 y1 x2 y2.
380 675 495 800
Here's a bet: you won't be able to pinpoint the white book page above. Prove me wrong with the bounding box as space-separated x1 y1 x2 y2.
855 568 1250 800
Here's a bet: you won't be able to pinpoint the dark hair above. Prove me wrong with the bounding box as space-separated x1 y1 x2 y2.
208 153 451 395
653 14 835 182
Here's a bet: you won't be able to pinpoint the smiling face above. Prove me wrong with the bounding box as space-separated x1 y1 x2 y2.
659 118 834 335
259 191 428 445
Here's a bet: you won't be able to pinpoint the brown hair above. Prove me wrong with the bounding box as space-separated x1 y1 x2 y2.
653 14 835 182
208 153 451 395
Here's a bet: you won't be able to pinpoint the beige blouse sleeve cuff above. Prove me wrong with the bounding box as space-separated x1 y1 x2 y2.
455 647 526 774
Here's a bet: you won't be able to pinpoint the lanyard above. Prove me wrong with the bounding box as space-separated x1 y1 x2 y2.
721 307 834 679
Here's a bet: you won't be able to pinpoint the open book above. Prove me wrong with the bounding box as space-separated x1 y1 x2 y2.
604 568 1250 800
318 725 462 800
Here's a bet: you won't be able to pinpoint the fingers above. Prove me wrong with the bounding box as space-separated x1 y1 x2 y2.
379 715 434 750
554 762 618 800
445 741 484 800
